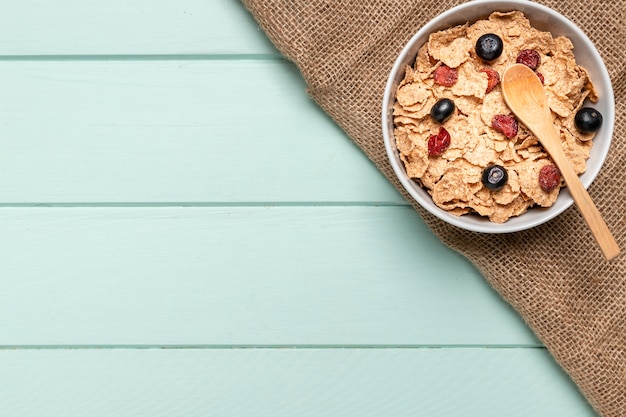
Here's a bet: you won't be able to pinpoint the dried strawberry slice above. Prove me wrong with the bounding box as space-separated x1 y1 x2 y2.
491 114 518 138
433 65 458 87
516 49 541 70
428 127 451 156
539 165 561 192
479 68 500 93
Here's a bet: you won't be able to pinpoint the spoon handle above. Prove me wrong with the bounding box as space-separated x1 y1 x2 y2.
540 125 620 260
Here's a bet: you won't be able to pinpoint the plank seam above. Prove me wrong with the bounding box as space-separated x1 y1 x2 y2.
0 202 410 208
0 54 285 61
0 344 545 350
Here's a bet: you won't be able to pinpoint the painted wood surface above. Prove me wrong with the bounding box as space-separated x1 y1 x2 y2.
0 0 277 56
0 348 595 417
0 60 402 204
0 0 597 416
0 206 535 346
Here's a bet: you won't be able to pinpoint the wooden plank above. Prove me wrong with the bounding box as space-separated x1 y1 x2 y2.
0 206 537 346
0 348 596 416
0 60 403 204
0 0 277 56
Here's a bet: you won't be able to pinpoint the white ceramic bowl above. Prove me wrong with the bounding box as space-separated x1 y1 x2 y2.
382 0 614 233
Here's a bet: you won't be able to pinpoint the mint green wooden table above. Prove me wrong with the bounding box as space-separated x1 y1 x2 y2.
0 2 598 415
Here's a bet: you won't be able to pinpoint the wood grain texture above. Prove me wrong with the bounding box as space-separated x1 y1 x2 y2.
0 1 596 415
0 206 536 346
0 348 595 417
0 60 403 204
0 0 277 56
502 64 620 260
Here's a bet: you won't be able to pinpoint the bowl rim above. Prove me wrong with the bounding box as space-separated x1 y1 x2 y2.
381 0 615 233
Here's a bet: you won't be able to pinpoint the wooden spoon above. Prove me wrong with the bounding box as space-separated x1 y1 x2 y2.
501 63 620 260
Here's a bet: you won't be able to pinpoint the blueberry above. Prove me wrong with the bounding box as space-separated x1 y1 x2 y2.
430 98 455 123
476 33 503 61
482 165 508 191
574 107 602 133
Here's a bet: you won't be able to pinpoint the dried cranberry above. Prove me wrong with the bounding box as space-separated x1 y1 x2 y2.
491 114 518 138
516 49 541 70
535 71 545 84
428 127 451 156
539 165 561 192
480 68 500 93
434 65 458 87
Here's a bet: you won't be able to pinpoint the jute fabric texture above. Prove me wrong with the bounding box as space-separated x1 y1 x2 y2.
242 1 626 415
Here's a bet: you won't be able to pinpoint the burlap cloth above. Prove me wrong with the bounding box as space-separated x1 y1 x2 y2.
242 0 626 415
